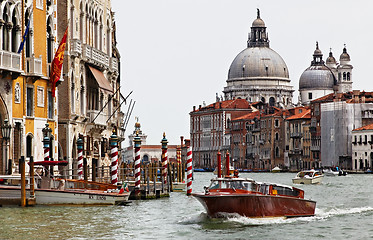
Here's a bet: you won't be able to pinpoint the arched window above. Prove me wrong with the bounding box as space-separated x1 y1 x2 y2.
269 97 275 106
3 6 9 51
275 147 280 158
261 97 265 103
26 134 33 158
80 3 84 41
343 72 346 80
47 16 53 63
11 12 18 52
347 72 350 81
25 10 31 57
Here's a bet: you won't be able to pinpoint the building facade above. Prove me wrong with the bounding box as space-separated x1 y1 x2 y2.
1 0 58 174
57 0 124 177
351 123 373 171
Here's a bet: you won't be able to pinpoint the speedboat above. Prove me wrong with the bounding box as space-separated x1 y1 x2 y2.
192 177 316 218
271 166 282 173
323 168 339 177
292 169 324 184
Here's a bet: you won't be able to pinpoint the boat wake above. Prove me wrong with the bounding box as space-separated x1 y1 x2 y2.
224 206 373 226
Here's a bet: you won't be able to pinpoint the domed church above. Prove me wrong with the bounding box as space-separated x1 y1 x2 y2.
299 43 353 105
223 9 294 108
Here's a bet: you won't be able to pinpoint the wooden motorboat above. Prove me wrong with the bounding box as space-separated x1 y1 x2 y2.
292 169 324 184
192 177 316 218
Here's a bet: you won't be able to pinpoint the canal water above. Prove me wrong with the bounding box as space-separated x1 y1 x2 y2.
1 172 372 239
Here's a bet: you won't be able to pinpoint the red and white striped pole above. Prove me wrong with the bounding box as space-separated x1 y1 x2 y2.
186 146 193 196
110 130 119 185
161 133 168 185
77 136 84 180
133 132 142 197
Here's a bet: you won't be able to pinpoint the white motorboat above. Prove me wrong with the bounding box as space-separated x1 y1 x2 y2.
271 166 282 173
0 177 130 206
292 169 324 184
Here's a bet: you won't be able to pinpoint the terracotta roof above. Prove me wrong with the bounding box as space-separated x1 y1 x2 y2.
352 123 373 131
193 99 251 112
286 109 311 120
233 111 260 120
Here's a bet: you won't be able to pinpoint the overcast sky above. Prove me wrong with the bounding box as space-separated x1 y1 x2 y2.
111 0 373 145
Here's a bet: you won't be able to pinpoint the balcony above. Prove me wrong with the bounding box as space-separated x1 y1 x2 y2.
88 109 108 126
25 56 42 76
0 50 22 73
82 44 109 69
70 39 82 57
290 132 303 138
310 145 320 151
289 148 302 155
109 57 118 72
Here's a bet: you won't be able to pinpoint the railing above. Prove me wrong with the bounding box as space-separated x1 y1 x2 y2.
87 109 107 126
70 38 82 57
290 132 303 138
25 56 42 75
110 57 118 72
82 44 109 68
310 145 320 151
0 50 22 72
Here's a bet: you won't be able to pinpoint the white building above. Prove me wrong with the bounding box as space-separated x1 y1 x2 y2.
351 123 373 171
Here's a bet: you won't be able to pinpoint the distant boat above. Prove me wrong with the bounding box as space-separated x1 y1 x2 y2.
193 176 316 218
323 168 339 177
271 166 282 173
292 169 324 184
172 182 186 192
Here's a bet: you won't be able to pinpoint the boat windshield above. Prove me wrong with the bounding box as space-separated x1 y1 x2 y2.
209 179 257 191
297 171 314 178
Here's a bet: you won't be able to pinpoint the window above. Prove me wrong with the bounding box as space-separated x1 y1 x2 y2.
275 119 279 127
308 92 312 100
48 91 53 119
26 87 34 116
37 87 44 107
275 132 279 141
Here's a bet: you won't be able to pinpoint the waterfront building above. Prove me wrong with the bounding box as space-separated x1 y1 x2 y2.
190 99 253 169
57 0 124 177
285 108 312 171
351 123 373 171
223 9 294 108
0 0 58 174
309 91 373 169
299 43 353 105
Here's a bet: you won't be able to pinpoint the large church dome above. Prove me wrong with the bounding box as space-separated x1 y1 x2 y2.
223 9 293 108
228 47 289 80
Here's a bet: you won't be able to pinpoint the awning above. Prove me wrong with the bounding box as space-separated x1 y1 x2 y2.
88 66 114 93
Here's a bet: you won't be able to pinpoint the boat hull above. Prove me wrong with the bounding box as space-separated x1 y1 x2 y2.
0 185 129 205
292 175 323 184
192 193 316 218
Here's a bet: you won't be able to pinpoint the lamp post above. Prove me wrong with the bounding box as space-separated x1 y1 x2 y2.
1 119 11 174
42 123 53 176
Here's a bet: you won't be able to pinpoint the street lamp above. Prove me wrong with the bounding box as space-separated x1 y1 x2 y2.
1 119 12 174
42 123 52 139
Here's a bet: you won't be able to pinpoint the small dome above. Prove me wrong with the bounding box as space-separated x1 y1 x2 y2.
228 47 289 80
340 47 350 61
326 51 336 64
299 65 335 90
252 18 265 27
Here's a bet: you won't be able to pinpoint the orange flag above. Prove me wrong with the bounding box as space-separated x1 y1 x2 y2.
50 26 68 97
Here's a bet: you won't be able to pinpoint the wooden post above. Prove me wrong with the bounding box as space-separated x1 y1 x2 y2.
217 151 222 178
168 163 173 192
92 158 97 182
226 151 230 176
20 156 26 207
83 158 88 181
30 156 35 199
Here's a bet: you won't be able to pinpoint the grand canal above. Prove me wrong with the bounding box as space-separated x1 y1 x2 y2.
1 172 372 239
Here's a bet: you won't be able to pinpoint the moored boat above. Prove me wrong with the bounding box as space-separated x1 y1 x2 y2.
0 177 130 206
192 176 316 218
292 169 324 184
271 166 282 173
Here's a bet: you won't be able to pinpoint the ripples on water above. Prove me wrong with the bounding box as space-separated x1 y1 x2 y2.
1 173 372 239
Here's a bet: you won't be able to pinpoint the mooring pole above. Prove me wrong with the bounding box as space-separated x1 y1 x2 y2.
217 151 222 178
20 156 26 207
77 136 84 180
110 130 119 185
161 133 168 186
226 151 230 176
133 130 142 198
186 146 193 196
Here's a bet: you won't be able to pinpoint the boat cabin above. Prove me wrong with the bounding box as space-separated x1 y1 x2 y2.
206 178 304 199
